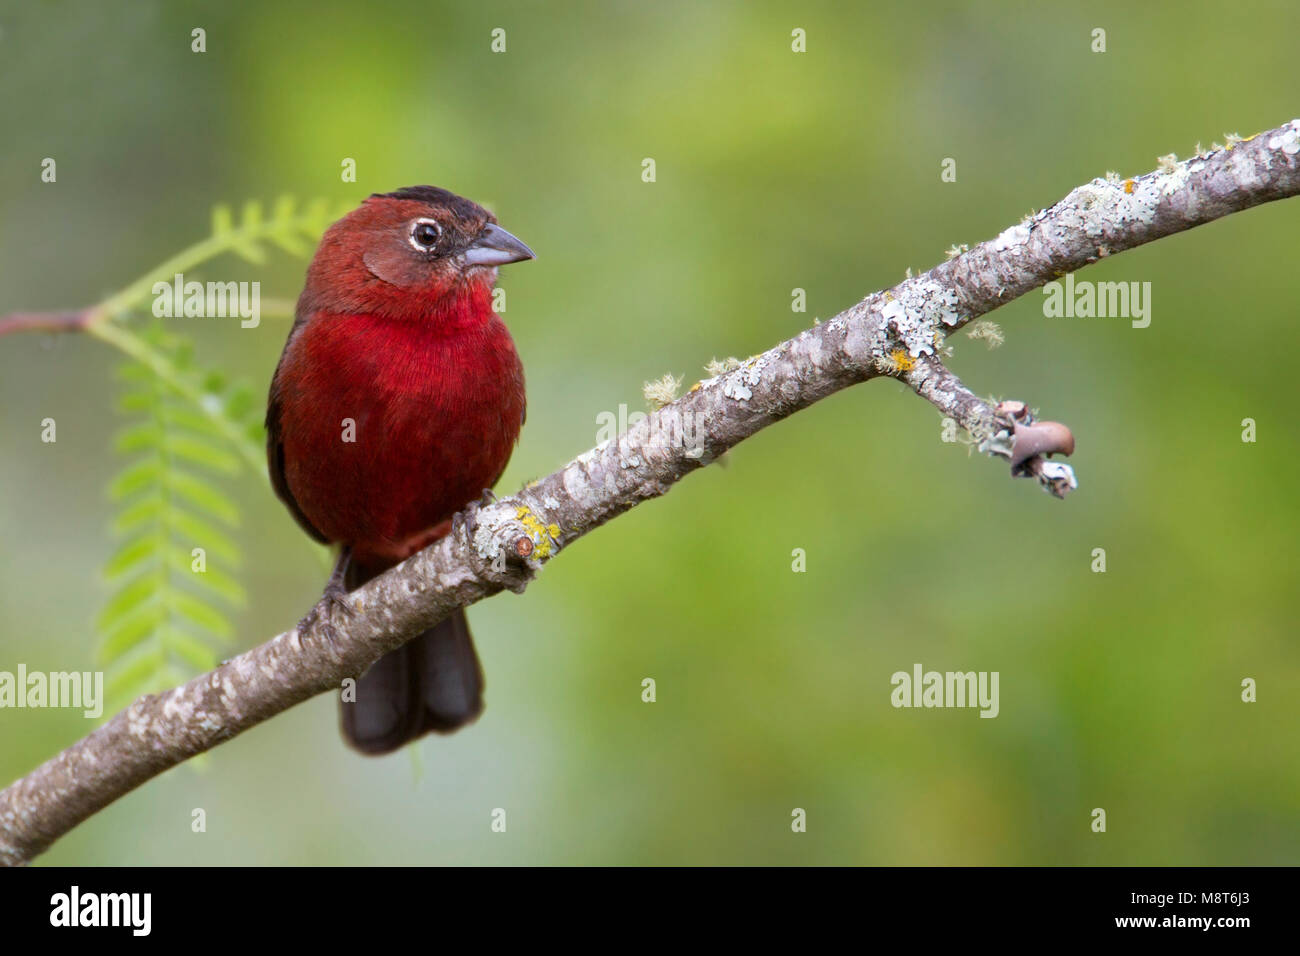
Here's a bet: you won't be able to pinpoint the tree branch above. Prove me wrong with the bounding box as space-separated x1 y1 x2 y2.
3 119 1298 866
0 310 95 337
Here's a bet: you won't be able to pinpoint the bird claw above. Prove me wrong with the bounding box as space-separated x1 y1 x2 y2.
298 584 356 648
451 507 475 539
452 488 500 540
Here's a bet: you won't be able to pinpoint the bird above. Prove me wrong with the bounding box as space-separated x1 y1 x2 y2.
265 185 534 755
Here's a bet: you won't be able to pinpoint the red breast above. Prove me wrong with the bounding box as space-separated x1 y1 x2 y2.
277 298 524 564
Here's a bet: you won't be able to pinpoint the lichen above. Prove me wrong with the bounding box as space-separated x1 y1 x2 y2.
720 354 769 403
978 427 1016 460
1160 160 1191 196
1267 125 1300 156
966 320 1004 349
879 278 963 358
643 372 682 408
1069 176 1160 237
471 504 561 568
881 348 916 373
515 505 561 560
722 378 752 401
991 223 1030 252
741 355 768 386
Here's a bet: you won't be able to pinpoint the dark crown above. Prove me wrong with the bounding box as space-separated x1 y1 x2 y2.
371 186 487 221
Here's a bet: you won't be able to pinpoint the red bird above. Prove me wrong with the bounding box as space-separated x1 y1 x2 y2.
266 186 534 755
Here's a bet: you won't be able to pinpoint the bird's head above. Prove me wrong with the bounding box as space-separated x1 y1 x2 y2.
301 185 534 322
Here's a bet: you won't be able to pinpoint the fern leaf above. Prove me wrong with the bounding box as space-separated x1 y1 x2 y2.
112 496 164 535
211 204 234 237
98 341 248 713
165 434 240 474
168 511 240 565
166 470 239 525
97 574 157 631
108 458 163 499
163 626 219 672
104 537 159 579
98 604 165 662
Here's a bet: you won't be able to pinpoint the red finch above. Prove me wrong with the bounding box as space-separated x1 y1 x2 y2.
266 185 534 754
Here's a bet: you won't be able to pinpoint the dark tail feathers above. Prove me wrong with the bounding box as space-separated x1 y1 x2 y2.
340 560 485 755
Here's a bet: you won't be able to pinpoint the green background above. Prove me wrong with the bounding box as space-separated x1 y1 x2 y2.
1 0 1296 865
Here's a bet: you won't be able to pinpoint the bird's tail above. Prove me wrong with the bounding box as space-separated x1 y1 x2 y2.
339 558 485 755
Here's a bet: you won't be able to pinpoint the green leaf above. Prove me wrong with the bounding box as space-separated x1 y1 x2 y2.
223 383 256 422
240 200 264 232
165 434 239 474
112 496 163 535
99 602 165 662
200 369 227 393
108 458 162 500
211 204 234 237
94 196 319 706
104 535 159 579
116 391 153 414
272 195 296 221
166 470 239 525
170 590 233 641
231 240 267 265
115 362 156 385
97 574 158 632
160 402 225 438
163 627 219 671
303 197 331 232
172 340 195 369
115 422 163 454
173 553 247 605
168 510 240 564
268 230 308 257
105 646 166 700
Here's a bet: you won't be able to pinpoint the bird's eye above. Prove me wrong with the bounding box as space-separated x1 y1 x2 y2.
409 219 442 252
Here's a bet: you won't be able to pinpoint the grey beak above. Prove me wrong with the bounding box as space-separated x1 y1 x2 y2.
462 223 535 266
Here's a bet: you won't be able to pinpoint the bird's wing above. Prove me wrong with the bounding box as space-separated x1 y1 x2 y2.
266 314 330 545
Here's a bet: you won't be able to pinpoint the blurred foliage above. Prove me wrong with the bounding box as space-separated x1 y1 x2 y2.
0 0 1297 865
99 342 243 713
88 197 347 707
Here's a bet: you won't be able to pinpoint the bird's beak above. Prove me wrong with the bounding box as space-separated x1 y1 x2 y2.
462 223 535 266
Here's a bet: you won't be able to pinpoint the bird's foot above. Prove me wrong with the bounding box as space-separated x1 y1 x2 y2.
452 488 501 539
298 586 356 648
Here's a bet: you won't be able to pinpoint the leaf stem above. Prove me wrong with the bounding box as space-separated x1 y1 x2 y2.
85 320 267 476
